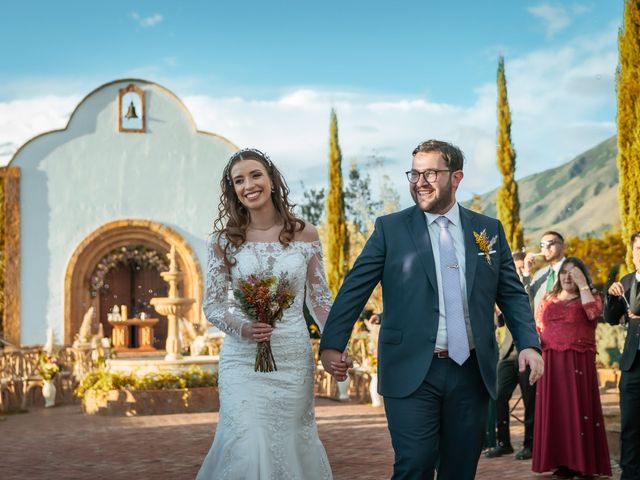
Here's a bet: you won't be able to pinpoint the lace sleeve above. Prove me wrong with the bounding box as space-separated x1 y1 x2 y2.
202 236 248 338
305 241 333 332
582 294 603 322
535 295 548 334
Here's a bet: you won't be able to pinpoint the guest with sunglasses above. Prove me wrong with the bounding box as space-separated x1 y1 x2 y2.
524 231 566 311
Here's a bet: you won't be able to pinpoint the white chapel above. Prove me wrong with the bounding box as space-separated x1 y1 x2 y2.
2 79 237 346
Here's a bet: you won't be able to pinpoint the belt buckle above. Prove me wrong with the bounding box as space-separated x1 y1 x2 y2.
435 350 449 359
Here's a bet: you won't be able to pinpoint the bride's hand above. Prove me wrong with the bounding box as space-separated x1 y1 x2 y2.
241 322 273 343
331 351 353 382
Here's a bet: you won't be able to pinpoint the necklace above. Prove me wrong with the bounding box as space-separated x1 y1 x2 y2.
248 223 281 231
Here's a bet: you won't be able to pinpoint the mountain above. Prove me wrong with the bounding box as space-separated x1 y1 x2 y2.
470 136 619 240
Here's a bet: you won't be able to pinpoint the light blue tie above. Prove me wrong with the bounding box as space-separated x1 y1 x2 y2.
435 216 470 365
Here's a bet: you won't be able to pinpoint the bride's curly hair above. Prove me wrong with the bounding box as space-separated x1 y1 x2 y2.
213 148 305 266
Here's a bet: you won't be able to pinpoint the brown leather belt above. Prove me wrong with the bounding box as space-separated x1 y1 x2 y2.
434 350 449 359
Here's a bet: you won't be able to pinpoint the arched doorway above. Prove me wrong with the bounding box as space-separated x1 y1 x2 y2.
64 220 203 346
92 245 170 349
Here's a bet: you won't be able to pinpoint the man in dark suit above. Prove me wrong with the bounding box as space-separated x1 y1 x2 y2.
320 140 543 479
485 252 536 460
604 230 640 480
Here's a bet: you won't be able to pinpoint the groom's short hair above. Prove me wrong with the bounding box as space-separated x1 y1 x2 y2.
412 140 465 171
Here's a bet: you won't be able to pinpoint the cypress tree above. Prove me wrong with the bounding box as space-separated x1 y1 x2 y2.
325 109 347 297
617 0 640 269
496 56 524 251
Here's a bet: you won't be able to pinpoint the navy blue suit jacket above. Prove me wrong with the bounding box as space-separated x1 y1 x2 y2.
320 205 541 399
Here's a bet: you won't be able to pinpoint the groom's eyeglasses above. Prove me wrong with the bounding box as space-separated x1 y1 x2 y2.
405 169 452 184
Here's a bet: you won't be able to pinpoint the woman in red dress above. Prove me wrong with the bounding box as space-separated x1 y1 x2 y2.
532 256 611 479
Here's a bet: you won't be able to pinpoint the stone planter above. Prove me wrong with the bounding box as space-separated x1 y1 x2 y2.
82 386 219 416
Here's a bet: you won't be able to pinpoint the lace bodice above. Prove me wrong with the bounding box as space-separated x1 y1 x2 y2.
535 294 603 353
203 237 333 338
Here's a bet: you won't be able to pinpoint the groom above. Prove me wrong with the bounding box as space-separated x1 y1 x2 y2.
320 140 543 479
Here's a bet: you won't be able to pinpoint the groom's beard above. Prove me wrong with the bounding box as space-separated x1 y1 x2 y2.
411 177 455 214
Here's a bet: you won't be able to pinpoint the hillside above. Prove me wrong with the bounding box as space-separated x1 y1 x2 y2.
471 136 619 240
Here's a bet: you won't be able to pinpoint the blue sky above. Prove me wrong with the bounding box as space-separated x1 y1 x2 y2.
0 0 624 205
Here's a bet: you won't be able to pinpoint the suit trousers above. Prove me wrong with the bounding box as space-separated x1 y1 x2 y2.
384 351 489 480
495 355 535 449
620 353 640 480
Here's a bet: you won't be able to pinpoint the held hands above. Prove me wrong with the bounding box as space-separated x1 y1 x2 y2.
320 348 354 382
519 348 544 385
241 322 273 343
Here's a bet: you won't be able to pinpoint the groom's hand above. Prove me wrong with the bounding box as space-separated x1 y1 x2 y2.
320 348 353 382
519 348 544 385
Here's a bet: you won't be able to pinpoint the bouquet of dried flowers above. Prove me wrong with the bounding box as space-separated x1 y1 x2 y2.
234 272 295 372
38 352 62 381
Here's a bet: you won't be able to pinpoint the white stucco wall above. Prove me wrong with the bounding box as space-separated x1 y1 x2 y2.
10 79 237 344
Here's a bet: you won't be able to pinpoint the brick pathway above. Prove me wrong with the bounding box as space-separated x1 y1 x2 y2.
0 397 621 479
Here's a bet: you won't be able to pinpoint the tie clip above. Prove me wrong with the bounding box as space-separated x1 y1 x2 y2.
448 264 459 269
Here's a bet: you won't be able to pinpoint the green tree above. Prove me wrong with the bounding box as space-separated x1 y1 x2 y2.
344 160 380 234
299 182 325 225
496 56 524 251
617 0 640 269
325 109 347 297
379 173 400 215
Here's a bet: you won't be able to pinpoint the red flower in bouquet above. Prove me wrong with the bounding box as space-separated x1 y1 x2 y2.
234 272 295 372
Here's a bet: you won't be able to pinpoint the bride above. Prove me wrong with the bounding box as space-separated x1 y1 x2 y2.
197 148 349 479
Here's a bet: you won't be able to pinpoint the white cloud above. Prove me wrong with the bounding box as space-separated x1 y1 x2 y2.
130 12 164 28
0 24 617 208
528 4 571 38
0 95 81 165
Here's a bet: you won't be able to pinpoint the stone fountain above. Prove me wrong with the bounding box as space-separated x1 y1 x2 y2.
150 245 196 361
105 244 219 376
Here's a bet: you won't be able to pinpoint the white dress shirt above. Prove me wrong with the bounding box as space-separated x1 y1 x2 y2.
424 202 475 351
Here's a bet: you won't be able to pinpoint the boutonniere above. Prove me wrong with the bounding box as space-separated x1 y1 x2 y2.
473 229 498 265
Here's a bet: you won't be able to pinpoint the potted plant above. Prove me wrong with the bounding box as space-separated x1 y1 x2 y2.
37 352 62 408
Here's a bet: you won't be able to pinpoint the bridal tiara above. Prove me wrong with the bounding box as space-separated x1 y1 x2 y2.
225 148 273 184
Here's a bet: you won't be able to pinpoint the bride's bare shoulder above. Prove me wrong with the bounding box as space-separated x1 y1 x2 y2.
294 222 319 243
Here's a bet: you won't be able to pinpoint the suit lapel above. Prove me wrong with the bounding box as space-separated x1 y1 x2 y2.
459 206 478 301
406 206 437 291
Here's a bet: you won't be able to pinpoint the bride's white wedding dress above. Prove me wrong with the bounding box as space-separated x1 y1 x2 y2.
197 239 333 480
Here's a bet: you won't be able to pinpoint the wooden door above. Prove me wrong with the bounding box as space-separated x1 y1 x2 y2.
99 265 168 350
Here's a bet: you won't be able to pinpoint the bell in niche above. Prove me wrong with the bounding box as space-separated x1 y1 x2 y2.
125 101 138 120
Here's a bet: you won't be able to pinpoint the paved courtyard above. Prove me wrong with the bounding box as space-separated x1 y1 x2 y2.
0 396 621 479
